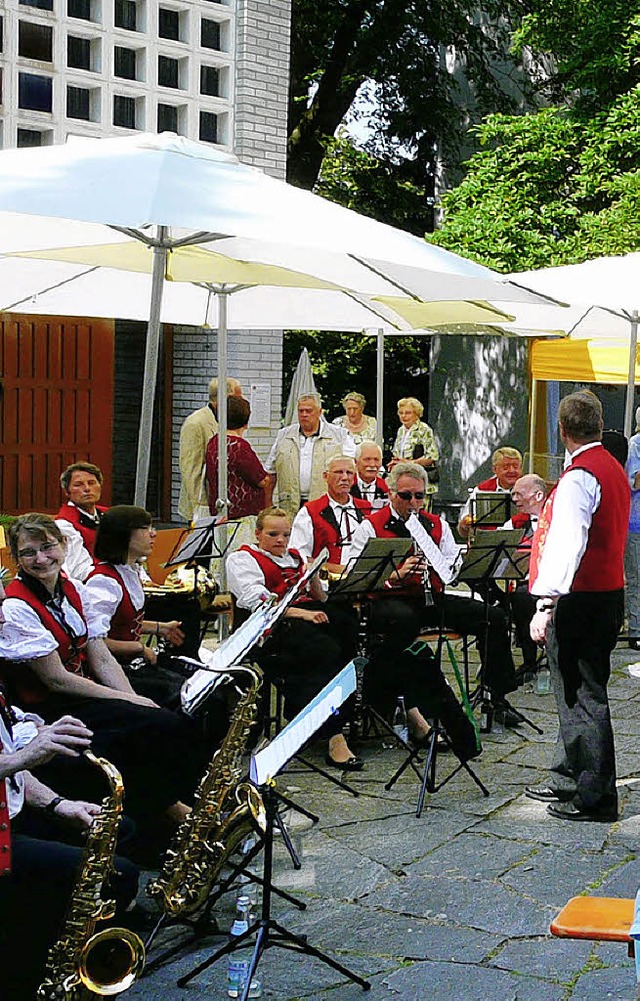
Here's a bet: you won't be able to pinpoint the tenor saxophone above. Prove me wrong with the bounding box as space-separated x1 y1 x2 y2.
147 663 266 917
37 752 145 999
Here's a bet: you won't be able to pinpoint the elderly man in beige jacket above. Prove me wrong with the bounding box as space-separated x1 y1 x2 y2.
178 376 242 521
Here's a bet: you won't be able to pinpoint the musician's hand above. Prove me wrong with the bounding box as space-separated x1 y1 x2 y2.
160 620 185 646
397 555 422 579
458 515 473 538
55 799 101 830
20 716 93 769
530 609 552 644
141 644 158 666
286 607 329 625
125 692 160 709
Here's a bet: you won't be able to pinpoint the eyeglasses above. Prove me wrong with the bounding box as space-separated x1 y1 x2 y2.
18 541 61 561
395 491 425 500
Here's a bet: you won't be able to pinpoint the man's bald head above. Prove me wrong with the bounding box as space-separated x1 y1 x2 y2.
512 474 547 516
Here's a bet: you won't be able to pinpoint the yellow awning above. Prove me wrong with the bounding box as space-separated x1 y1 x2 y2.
530 338 640 384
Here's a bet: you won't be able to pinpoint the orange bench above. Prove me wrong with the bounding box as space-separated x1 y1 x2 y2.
551 896 635 958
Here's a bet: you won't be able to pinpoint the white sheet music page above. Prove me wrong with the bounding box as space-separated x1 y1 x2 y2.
406 512 457 585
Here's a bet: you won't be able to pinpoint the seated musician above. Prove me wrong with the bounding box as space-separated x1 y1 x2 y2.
227 507 363 770
504 474 548 682
457 447 523 539
289 453 371 574
0 513 214 830
349 462 519 728
350 442 389 510
55 461 107 581
83 505 197 708
0 702 139 1001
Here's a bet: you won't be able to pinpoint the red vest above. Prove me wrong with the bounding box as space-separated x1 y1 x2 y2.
4 574 88 704
477 476 498 491
87 563 145 643
367 505 444 593
350 476 389 502
530 444 629 593
304 495 371 562
56 502 108 557
238 546 305 600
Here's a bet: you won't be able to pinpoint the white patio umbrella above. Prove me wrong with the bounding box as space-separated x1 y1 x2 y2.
283 349 318 426
509 254 640 436
0 132 558 508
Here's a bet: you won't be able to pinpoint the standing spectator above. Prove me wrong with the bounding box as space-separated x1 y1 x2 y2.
56 462 108 581
388 397 438 505
178 376 242 522
264 393 355 519
332 392 377 445
206 396 270 558
527 392 629 822
625 407 640 650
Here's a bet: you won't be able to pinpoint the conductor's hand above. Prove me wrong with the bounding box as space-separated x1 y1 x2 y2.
55 799 102 831
23 716 93 769
530 608 552 645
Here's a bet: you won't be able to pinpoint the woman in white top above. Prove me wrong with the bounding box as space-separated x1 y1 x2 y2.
332 391 377 445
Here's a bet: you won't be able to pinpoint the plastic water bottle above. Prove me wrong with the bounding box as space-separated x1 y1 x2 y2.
535 667 551 695
226 896 262 998
392 696 409 744
238 834 260 913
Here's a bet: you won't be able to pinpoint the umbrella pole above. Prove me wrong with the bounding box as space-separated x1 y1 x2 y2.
528 377 537 474
134 227 168 507
216 290 230 637
624 311 639 439
376 328 384 448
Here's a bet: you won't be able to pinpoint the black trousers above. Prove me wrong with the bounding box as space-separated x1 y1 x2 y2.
0 812 138 1001
31 695 214 823
510 587 538 671
546 590 623 813
256 600 359 738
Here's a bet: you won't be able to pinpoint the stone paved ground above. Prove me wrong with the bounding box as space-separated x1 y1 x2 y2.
126 640 640 1001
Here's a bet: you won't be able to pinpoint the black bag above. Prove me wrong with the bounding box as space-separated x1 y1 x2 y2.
412 442 439 484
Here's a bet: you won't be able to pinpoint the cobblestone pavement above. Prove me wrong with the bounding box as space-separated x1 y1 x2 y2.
126 640 640 1000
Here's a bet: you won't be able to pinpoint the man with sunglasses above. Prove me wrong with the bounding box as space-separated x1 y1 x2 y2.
348 462 518 724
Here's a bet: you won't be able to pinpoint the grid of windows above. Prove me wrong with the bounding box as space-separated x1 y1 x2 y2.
2 1 234 148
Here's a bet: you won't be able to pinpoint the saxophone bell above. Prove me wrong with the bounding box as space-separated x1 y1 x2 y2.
76 926 146 996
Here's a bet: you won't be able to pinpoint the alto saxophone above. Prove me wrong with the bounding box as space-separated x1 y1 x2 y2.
147 663 266 917
37 752 145 999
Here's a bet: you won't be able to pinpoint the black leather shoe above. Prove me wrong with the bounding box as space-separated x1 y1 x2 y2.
525 785 564 802
547 801 618 823
630 638 640 651
324 753 364 772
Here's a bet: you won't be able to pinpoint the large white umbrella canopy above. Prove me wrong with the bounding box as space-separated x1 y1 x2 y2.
0 132 557 506
509 254 640 436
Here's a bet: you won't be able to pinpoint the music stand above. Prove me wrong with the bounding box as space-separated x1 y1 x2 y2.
470 491 514 531
177 663 371 997
457 530 542 735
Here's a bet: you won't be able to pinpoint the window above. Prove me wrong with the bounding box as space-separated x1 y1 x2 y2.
200 64 219 97
67 34 91 69
114 45 136 80
67 84 90 120
19 0 54 10
68 0 92 20
18 72 53 112
199 110 217 144
113 94 136 129
201 19 220 50
159 8 180 40
157 103 178 133
19 21 54 62
158 55 179 89
17 128 45 146
115 0 136 30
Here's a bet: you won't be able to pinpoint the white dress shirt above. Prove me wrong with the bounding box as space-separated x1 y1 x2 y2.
56 503 100 582
290 496 361 565
347 503 461 582
531 442 602 597
1 707 44 819
227 546 303 611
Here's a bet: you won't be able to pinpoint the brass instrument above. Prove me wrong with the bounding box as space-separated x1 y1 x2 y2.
37 752 145 999
147 663 266 917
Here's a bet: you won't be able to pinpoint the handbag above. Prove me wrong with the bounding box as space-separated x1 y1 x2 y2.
412 443 439 484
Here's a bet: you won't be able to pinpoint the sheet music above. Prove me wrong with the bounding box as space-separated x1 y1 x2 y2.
406 513 459 585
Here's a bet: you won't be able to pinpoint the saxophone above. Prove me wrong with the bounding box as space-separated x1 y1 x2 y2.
147 663 266 917
37 752 145 999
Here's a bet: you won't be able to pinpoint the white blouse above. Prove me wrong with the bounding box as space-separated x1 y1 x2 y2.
83 563 145 637
0 579 104 662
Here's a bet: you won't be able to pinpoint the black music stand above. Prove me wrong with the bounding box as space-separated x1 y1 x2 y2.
330 539 423 773
457 531 542 735
177 664 371 997
470 491 514 531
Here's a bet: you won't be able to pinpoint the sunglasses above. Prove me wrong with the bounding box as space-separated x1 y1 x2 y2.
395 491 425 500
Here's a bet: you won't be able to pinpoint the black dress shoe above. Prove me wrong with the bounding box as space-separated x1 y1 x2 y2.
525 785 564 802
630 638 640 651
324 753 364 772
547 801 618 823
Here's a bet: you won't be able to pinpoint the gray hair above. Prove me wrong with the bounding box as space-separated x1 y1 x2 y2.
387 462 428 492
323 451 355 473
342 391 366 409
208 376 241 402
355 441 382 460
297 392 322 408
514 473 546 496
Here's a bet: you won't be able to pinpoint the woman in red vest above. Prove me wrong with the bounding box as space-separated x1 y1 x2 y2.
0 513 209 832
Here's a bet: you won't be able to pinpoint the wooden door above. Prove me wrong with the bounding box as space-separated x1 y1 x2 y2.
0 314 114 514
